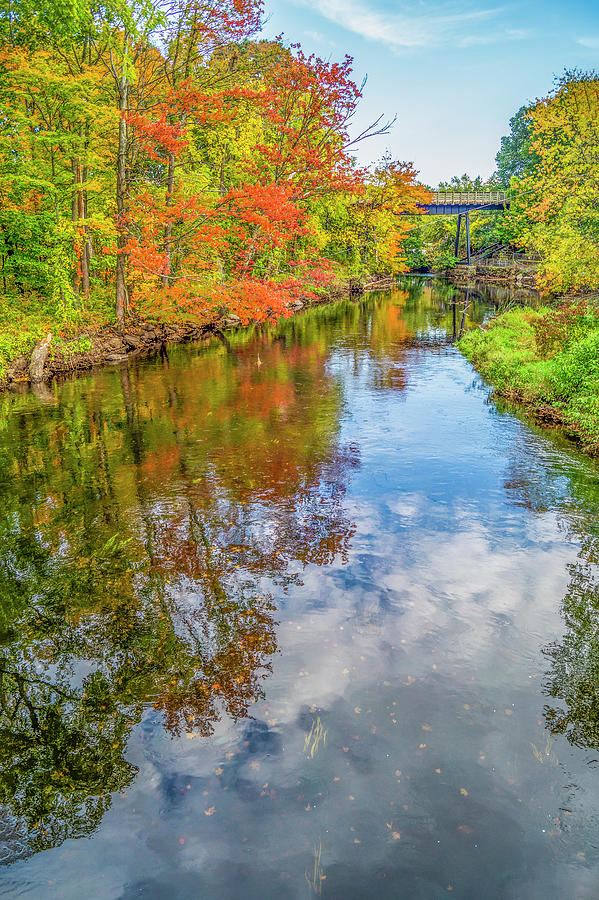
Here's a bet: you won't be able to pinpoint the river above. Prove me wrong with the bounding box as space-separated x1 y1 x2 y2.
2 278 599 898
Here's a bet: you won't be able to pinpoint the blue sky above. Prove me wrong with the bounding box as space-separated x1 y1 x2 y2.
260 0 599 185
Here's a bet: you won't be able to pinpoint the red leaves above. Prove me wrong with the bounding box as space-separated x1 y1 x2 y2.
127 113 188 163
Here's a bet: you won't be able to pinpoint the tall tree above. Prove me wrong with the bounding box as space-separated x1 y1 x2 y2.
495 105 539 186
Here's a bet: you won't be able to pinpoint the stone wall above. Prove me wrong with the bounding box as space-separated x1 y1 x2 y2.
449 263 537 288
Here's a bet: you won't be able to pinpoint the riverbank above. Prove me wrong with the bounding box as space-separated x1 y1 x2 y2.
459 300 599 452
1 277 396 391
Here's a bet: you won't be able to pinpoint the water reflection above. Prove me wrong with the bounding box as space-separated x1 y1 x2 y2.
0 329 359 862
544 557 599 749
500 417 599 752
2 280 599 898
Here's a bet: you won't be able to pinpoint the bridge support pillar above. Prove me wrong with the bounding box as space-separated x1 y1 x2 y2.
465 212 471 265
454 214 462 258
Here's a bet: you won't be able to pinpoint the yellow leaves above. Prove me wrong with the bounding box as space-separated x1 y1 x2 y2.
460 788 468 797
204 806 216 816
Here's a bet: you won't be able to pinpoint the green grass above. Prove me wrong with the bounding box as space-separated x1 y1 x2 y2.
459 303 599 449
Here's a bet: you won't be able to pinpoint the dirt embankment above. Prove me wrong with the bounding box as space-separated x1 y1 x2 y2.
4 319 212 390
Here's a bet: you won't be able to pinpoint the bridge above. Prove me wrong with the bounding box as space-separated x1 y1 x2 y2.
419 191 510 215
417 191 511 265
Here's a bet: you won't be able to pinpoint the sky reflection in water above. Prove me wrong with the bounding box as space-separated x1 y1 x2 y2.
2 279 599 898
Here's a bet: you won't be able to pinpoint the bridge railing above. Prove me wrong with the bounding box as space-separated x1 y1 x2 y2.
431 191 509 205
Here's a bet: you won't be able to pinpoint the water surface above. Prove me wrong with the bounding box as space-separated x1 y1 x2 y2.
2 279 599 898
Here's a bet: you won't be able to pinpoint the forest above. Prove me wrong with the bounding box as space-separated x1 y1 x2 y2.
0 0 429 371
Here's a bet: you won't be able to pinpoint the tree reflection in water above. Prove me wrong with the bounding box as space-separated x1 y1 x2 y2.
543 542 599 750
0 285 482 864
0 323 359 863
503 446 599 751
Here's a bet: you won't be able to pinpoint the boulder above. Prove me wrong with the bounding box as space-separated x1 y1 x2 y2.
123 333 142 349
6 355 28 382
104 336 125 351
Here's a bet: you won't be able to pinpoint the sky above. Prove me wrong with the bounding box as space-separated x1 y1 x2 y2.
259 0 599 186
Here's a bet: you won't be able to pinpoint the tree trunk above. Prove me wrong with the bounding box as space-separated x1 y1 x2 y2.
115 76 129 325
161 150 175 288
30 333 52 383
72 154 90 297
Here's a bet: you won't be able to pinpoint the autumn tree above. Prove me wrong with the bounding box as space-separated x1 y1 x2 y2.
507 71 599 293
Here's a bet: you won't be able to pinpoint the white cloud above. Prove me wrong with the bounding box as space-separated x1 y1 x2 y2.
304 28 337 46
293 0 513 52
458 27 531 48
577 36 599 49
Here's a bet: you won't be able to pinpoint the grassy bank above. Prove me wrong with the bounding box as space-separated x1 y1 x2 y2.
459 300 599 450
